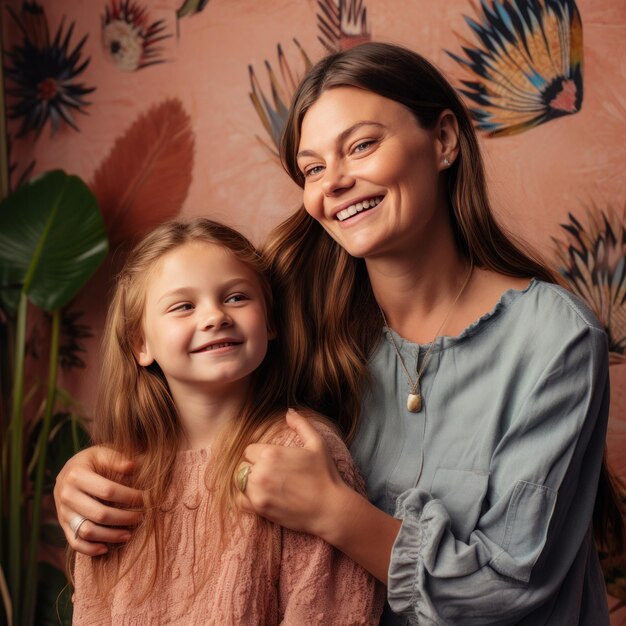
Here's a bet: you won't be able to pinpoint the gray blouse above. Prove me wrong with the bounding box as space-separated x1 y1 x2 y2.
351 280 609 625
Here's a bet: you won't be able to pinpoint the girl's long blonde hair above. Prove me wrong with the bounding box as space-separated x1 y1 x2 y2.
265 42 622 550
76 218 289 594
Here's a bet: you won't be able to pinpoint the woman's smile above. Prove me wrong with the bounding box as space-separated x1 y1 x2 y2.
334 195 384 222
298 87 447 259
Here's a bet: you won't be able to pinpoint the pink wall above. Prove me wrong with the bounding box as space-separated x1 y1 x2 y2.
4 0 626 617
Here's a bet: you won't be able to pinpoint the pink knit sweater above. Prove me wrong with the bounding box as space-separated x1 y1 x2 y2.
72 413 384 625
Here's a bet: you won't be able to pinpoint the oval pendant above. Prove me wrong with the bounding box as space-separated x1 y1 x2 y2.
407 392 422 413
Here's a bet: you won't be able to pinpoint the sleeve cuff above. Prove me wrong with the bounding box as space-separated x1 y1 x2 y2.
387 490 439 622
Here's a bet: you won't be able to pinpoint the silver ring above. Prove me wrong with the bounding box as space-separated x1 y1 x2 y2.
69 514 89 540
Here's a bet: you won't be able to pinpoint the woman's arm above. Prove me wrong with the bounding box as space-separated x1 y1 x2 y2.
54 446 143 555
237 410 400 583
270 417 385 624
240 324 610 624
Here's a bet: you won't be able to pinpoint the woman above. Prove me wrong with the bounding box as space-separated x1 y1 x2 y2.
55 43 619 624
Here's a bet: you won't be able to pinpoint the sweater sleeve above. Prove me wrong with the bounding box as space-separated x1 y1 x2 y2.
387 324 610 625
72 554 113 626
276 412 385 626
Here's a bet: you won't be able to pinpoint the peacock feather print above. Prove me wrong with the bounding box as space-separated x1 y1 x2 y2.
248 41 312 155
317 0 370 54
4 1 94 138
448 0 583 137
552 204 626 363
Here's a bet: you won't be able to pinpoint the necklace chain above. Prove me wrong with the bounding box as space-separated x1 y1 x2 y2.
379 262 474 412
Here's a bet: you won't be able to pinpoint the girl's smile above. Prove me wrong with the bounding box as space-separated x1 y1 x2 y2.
137 241 271 397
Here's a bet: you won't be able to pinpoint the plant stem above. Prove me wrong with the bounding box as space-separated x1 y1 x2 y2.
0 564 12 626
23 310 60 626
0 7 9 201
8 293 27 622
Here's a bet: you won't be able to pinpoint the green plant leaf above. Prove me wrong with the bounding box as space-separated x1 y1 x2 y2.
0 170 108 314
35 563 72 626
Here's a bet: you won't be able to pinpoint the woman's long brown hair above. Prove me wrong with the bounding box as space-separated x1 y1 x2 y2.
265 42 623 552
73 218 289 595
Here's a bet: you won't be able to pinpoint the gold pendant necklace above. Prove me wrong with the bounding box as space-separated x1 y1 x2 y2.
379 263 474 413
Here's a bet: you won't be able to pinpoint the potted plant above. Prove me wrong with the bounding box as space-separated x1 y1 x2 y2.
0 170 108 626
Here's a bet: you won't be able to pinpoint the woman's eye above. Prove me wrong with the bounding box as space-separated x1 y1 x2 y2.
225 293 248 304
353 140 375 153
303 165 324 178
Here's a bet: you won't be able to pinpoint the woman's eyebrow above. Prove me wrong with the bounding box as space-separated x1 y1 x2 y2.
297 121 384 159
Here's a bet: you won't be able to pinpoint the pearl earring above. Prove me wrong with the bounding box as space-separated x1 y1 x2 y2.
443 157 451 167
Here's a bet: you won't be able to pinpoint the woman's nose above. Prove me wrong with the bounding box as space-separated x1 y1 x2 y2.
321 161 354 196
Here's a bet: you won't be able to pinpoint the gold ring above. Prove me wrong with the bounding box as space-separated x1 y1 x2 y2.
236 463 252 493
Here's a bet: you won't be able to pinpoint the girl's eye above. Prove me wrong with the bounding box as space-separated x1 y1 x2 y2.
225 293 248 304
170 303 193 313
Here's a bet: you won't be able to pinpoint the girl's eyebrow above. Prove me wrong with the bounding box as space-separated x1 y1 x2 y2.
156 278 257 304
297 121 384 159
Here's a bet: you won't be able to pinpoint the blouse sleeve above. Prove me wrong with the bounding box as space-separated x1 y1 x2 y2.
388 323 610 624
276 413 385 625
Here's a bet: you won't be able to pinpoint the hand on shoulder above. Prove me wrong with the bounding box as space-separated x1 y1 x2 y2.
235 408 360 540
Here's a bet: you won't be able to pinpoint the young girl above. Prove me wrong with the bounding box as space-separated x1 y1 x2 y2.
70 218 382 625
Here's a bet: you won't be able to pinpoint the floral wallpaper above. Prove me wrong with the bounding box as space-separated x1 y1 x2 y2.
3 0 625 618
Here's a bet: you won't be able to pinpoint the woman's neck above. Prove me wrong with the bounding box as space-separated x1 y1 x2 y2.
365 231 472 344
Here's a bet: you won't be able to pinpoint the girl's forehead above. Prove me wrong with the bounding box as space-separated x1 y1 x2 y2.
146 241 261 291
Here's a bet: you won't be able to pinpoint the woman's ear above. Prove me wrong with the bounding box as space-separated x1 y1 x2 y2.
435 109 460 170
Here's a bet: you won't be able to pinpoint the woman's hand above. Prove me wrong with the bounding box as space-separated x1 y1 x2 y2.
54 446 143 555
236 411 350 541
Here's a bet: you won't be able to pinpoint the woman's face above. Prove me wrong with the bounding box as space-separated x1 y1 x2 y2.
296 87 451 260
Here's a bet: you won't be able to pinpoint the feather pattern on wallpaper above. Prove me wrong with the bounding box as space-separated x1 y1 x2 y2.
90 98 194 246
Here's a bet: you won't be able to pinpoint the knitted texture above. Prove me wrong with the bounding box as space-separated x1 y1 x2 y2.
72 412 384 625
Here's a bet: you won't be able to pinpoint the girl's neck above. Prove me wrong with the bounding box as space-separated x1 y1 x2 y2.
169 379 249 451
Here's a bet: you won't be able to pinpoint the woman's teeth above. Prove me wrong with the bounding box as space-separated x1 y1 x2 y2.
336 196 382 222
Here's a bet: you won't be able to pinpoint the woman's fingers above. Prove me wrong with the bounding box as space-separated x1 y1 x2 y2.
73 519 133 545
54 445 144 554
285 409 325 450
240 430 342 536
66 471 143 510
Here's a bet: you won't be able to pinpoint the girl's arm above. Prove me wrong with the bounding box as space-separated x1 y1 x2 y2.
54 446 143 555
240 324 610 624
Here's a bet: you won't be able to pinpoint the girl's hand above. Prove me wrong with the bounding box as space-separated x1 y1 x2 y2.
54 446 143 555
236 411 351 541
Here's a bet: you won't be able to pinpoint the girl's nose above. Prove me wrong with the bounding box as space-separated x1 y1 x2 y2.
201 307 232 329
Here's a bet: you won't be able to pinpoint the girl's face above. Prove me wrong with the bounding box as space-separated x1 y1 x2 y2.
137 242 271 397
296 87 451 260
